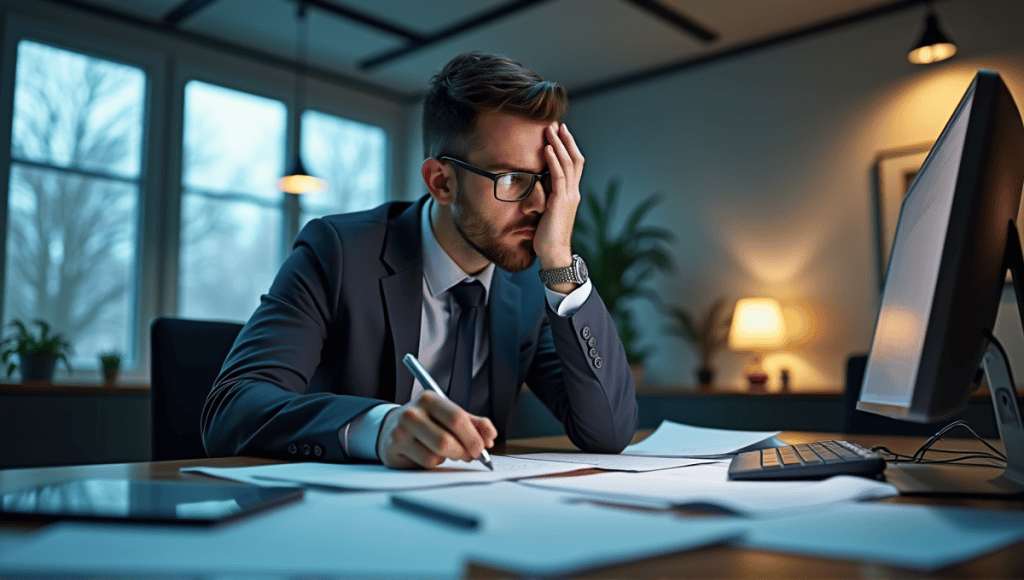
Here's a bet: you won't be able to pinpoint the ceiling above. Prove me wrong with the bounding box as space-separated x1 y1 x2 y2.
57 0 929 102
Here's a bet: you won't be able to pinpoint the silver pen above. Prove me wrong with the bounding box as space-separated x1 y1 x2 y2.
402 353 494 471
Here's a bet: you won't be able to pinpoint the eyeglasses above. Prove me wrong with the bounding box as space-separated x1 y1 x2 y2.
439 156 550 202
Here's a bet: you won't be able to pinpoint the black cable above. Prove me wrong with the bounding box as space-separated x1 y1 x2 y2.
868 419 1008 468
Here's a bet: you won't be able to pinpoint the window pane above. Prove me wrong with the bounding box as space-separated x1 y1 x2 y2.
178 195 281 322
182 81 286 201
5 40 144 373
12 40 145 178
3 165 138 367
299 110 386 226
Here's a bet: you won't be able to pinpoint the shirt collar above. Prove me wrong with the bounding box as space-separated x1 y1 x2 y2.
421 197 495 303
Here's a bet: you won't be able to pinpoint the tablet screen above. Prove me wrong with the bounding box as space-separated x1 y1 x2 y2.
0 479 304 526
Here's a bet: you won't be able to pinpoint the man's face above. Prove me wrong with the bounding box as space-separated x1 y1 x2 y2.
449 112 549 272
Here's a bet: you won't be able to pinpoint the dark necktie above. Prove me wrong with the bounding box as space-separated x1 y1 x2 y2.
447 280 484 410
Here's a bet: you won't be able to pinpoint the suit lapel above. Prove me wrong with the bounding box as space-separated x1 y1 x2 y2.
488 269 521 431
380 197 427 404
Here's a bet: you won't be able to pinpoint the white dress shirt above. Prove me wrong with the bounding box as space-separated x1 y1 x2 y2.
339 198 593 460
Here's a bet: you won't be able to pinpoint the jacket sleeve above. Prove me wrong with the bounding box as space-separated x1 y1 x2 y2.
201 219 387 462
524 288 638 453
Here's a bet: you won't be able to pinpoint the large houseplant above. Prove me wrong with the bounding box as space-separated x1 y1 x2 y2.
1 319 73 382
573 178 673 369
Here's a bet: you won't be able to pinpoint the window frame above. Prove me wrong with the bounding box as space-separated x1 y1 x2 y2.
0 13 168 385
0 6 409 387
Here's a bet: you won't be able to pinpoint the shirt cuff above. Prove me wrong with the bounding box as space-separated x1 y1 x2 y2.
339 403 400 461
544 278 593 317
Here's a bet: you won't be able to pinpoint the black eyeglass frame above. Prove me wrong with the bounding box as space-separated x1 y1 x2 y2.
439 156 550 202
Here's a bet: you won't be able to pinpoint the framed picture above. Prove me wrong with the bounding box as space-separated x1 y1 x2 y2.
872 143 932 288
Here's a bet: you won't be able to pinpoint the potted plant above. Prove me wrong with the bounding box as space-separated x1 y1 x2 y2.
1 319 73 382
667 297 733 391
99 351 122 385
573 178 673 381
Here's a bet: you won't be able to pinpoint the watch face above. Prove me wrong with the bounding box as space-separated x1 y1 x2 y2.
575 256 588 282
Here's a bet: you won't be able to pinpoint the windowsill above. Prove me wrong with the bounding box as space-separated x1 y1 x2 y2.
0 381 149 394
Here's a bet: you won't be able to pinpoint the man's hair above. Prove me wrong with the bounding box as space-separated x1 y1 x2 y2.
422 51 568 159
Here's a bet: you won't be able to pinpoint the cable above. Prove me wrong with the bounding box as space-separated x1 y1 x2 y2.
869 419 1008 469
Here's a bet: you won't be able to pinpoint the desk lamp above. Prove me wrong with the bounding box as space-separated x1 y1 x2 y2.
728 297 787 393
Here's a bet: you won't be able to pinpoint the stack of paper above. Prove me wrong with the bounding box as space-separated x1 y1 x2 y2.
623 420 781 457
183 454 590 490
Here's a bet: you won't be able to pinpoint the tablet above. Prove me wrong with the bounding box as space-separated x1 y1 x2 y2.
0 478 304 526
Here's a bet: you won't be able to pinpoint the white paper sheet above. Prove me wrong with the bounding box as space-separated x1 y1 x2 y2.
623 420 780 457
742 502 1024 571
0 490 463 579
390 481 745 576
522 462 899 516
183 455 591 491
506 452 713 472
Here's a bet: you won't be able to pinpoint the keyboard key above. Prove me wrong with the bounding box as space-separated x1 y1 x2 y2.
794 445 823 463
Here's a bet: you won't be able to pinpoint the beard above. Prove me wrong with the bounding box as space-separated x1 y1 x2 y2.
451 184 538 273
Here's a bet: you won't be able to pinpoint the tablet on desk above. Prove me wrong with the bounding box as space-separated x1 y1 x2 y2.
0 479 304 526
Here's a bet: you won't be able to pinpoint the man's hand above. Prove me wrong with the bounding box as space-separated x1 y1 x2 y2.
375 390 497 469
534 122 584 282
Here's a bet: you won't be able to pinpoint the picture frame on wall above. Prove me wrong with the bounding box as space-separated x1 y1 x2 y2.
872 143 932 289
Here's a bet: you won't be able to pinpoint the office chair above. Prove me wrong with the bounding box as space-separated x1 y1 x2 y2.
150 317 243 461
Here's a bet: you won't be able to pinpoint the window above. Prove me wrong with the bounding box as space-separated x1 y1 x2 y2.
178 81 286 323
3 39 146 369
299 110 387 227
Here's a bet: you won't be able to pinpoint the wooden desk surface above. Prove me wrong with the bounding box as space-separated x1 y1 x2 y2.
2 431 1022 579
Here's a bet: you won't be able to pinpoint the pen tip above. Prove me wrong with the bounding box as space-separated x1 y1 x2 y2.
484 459 494 471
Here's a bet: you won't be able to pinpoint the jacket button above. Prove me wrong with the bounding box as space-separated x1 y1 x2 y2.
302 444 311 456
589 347 598 358
288 443 297 455
587 336 596 348
314 445 323 457
594 357 603 369
581 326 591 340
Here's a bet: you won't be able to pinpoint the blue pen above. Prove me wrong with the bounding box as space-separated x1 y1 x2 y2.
402 353 494 471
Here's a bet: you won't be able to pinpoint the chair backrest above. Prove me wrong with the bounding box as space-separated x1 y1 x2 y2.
150 317 243 461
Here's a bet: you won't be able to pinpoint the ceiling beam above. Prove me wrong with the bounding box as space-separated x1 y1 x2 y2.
573 0 928 100
358 0 553 71
624 0 718 44
43 0 417 103
162 0 220 26
300 0 425 43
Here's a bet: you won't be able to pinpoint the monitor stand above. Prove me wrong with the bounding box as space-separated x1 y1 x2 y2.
886 225 1024 496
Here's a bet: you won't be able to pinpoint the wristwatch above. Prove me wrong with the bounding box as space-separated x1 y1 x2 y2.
539 254 589 285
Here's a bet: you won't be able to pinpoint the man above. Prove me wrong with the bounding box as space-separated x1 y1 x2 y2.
202 52 638 469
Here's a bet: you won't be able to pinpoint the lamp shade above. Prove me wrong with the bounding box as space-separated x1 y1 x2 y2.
278 154 324 194
728 297 787 351
908 13 957 64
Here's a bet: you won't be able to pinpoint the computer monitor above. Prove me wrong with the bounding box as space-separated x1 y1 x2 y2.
856 70 1024 496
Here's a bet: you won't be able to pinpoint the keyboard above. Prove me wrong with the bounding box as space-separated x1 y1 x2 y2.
728 440 886 481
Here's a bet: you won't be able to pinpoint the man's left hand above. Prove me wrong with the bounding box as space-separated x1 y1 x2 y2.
534 122 584 280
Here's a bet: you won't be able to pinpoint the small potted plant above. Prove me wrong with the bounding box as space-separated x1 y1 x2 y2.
667 297 733 392
1 319 73 382
99 351 122 385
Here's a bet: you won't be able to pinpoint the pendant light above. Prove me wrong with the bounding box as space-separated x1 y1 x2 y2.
279 2 325 194
908 2 957 65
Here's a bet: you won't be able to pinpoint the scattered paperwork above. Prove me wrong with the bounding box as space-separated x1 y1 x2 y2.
183 455 591 491
388 481 745 576
506 452 713 472
0 490 464 579
742 502 1024 571
522 462 899 516
623 420 781 457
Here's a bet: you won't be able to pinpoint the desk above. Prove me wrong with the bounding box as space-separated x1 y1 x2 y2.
2 431 1023 579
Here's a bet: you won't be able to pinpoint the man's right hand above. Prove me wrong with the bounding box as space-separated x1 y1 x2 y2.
375 390 497 469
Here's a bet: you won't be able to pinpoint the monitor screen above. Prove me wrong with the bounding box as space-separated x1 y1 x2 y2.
857 70 1024 423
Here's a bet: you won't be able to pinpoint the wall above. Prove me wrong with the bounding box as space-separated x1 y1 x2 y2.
561 0 1024 391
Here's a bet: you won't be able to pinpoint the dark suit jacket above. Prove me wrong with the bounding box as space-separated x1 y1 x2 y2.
201 196 638 462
